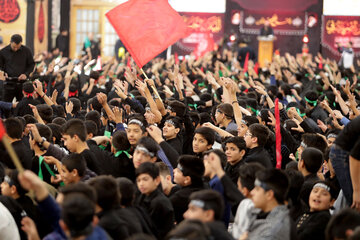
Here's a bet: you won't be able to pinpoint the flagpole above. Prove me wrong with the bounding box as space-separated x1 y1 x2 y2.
2 137 24 173
140 68 161 100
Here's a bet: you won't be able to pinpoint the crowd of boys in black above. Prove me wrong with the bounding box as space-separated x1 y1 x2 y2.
0 33 360 240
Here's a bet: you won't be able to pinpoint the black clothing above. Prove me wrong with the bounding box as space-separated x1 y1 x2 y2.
243 146 273 168
299 173 320 207
224 160 245 185
126 206 157 237
238 46 256 67
335 115 360 159
116 207 143 236
31 155 59 187
80 149 102 175
308 105 328 124
136 187 174 239
220 174 245 215
260 26 274 36
207 221 234 240
55 34 69 57
168 184 180 198
296 210 331 240
0 140 33 170
166 136 183 155
14 96 40 116
0 44 35 78
97 208 130 240
170 184 206 223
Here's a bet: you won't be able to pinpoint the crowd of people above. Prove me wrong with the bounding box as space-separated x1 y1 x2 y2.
0 33 360 240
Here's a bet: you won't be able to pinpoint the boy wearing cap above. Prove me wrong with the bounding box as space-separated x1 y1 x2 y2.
171 155 206 223
135 162 174 239
296 181 337 240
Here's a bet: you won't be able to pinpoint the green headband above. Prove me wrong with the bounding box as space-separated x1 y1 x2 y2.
188 103 198 110
198 82 206 87
114 148 131 158
304 97 317 106
247 106 259 116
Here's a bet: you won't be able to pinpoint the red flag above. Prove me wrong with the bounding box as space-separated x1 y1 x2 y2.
0 120 5 140
175 52 179 64
319 56 323 69
275 98 282 169
106 0 188 68
243 53 249 73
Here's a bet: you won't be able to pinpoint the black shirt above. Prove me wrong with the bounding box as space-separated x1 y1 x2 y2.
80 149 102 175
335 115 360 159
0 140 33 170
0 44 35 77
243 146 273 168
224 160 245 185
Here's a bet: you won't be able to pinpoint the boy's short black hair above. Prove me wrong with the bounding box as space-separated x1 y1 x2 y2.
85 111 101 133
164 116 182 129
89 71 100 80
24 114 38 125
4 118 23 139
189 190 224 221
137 137 160 156
178 155 204 186
88 176 120 211
116 177 136 207
5 169 27 197
36 104 53 123
301 133 327 153
166 219 211 240
135 162 160 179
156 162 171 177
62 153 87 177
84 120 98 137
238 162 265 191
249 123 269 147
52 117 66 126
224 137 246 151
301 147 323 173
36 123 52 142
112 130 131 152
242 115 259 127
22 81 34 94
326 208 360 240
168 100 186 117
203 149 227 168
256 169 289 204
284 169 304 204
59 182 97 203
61 193 95 238
304 90 318 106
62 119 87 141
194 127 215 146
11 34 22 44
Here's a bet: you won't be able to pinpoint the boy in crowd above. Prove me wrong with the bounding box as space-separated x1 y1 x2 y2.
224 136 247 184
171 155 206 223
298 147 324 206
215 103 237 132
192 127 215 155
126 117 148 147
132 137 159 169
243 123 272 168
162 116 183 155
0 117 33 169
135 162 174 239
61 118 102 174
183 190 234 240
156 162 179 197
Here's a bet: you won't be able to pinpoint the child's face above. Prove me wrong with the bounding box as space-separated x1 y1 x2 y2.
136 173 159 196
133 149 153 169
237 123 248 137
0 181 12 197
126 124 144 146
192 133 211 153
162 122 178 139
183 203 208 222
60 165 77 185
225 143 244 165
62 134 76 152
250 185 268 211
309 186 333 212
173 168 186 186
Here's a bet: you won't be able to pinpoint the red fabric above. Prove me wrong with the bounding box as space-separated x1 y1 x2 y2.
243 52 249 73
0 120 5 140
175 52 179 64
275 98 282 169
106 0 188 68
318 56 323 69
193 32 215 58
68 91 78 97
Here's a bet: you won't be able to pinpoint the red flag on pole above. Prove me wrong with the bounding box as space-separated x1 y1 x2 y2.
0 120 5 140
319 56 323 69
175 52 179 64
243 52 250 73
106 0 188 68
254 62 259 74
275 98 282 169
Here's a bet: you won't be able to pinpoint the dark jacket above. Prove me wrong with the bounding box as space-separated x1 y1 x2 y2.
0 44 35 77
0 140 33 170
299 173 320 207
97 208 130 240
308 105 328 124
244 146 273 168
170 184 206 224
207 221 234 240
136 187 174 239
296 210 331 240
224 160 245 185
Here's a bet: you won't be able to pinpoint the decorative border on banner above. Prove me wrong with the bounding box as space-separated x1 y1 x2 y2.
238 11 307 36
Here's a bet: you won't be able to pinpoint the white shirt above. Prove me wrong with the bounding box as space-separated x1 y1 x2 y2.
0 202 20 240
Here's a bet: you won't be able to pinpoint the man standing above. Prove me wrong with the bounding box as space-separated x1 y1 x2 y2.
337 41 354 70
260 20 274 37
56 29 69 58
0 34 35 102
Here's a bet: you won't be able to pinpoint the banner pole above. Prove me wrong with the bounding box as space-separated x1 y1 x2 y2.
140 68 161 100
